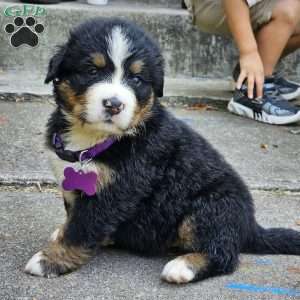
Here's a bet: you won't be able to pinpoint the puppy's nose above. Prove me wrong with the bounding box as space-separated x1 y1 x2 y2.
103 97 124 116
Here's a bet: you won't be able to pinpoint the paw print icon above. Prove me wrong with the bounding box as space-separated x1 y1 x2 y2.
4 16 44 48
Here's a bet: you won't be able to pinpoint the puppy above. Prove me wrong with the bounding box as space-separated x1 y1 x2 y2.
25 18 300 283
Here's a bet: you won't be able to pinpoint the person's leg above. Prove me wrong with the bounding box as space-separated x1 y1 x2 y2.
282 25 300 57
274 25 300 101
255 0 300 76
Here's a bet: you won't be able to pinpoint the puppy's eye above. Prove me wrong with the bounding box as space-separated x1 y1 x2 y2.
53 77 60 84
130 76 142 86
88 68 98 75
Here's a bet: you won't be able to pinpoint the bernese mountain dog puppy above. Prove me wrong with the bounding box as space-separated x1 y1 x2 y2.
25 18 300 283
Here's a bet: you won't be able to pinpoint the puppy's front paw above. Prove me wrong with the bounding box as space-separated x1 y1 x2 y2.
161 257 195 284
25 243 92 278
24 251 53 278
25 250 66 278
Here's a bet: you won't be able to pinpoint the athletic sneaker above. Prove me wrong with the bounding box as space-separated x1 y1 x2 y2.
274 72 300 101
228 78 300 125
233 63 300 101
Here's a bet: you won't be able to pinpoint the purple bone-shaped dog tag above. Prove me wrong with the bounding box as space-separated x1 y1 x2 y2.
62 167 98 196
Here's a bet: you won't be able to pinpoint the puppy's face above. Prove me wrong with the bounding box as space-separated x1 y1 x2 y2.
46 19 164 135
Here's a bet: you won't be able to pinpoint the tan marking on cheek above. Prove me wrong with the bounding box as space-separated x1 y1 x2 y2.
91 52 106 68
58 81 86 115
131 93 154 127
130 60 144 74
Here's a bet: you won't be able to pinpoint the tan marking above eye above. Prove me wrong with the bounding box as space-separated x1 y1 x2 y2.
91 53 106 68
130 60 144 74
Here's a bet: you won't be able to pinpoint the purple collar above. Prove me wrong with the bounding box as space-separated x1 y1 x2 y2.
52 133 115 163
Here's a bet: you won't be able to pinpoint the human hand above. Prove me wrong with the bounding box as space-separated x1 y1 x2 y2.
237 51 264 99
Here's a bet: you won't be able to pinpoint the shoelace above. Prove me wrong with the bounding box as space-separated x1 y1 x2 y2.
264 87 282 102
263 84 298 113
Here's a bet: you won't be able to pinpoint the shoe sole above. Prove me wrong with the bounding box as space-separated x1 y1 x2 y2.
227 98 300 125
280 87 300 101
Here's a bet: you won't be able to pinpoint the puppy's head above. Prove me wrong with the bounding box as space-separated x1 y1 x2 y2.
46 18 164 136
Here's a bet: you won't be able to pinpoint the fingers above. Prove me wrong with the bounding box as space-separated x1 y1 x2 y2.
255 74 264 99
237 70 247 90
236 71 265 99
247 74 255 99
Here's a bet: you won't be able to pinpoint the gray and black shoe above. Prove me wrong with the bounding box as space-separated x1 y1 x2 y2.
274 72 300 101
233 63 300 101
228 78 300 125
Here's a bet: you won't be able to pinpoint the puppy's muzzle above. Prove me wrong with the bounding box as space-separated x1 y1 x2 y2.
103 97 125 116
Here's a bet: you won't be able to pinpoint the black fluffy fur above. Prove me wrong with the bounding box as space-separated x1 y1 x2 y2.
45 18 300 281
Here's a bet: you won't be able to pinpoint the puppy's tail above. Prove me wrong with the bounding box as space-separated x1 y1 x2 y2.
245 224 300 255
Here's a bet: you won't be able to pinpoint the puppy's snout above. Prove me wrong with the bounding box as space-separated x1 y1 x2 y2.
103 97 124 116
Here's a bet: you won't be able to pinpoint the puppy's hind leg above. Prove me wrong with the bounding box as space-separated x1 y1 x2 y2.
161 253 209 284
162 213 240 284
161 244 239 284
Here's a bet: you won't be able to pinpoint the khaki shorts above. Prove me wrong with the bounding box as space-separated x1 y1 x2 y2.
185 0 278 35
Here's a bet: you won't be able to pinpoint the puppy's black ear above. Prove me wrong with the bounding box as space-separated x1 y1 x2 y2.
153 54 164 98
155 76 164 97
45 45 67 84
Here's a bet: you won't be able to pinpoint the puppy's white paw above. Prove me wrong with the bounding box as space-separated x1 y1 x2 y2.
24 251 45 277
161 257 195 284
50 228 60 241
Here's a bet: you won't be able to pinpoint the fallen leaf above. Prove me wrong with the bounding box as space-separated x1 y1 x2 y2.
0 116 8 125
260 143 268 150
36 182 42 193
287 267 300 274
187 103 218 111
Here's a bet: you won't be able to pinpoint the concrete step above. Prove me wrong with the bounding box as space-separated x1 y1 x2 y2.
109 0 182 7
2 189 300 300
1 100 300 190
0 70 234 102
1 0 299 80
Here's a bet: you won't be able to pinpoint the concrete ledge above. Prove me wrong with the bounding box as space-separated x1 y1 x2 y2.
0 70 234 102
1 0 299 81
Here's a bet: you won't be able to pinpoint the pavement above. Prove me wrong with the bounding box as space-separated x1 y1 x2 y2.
1 0 300 298
1 100 300 190
1 189 300 300
1 99 300 300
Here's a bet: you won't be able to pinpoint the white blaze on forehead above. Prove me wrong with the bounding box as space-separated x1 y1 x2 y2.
83 25 137 132
107 26 131 83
